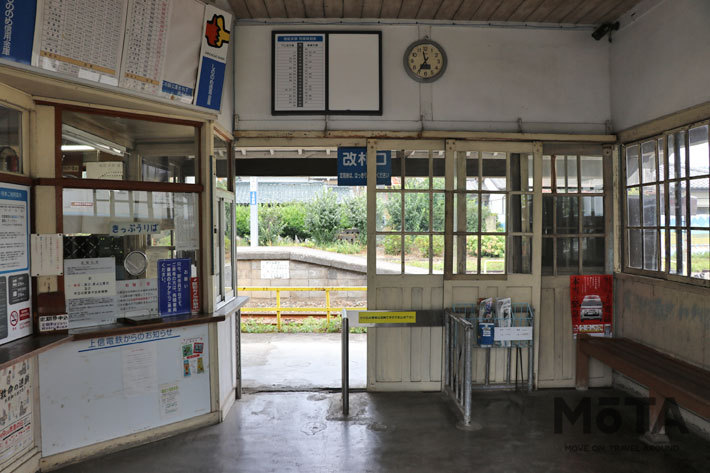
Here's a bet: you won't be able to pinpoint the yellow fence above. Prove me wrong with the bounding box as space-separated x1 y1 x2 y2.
238 287 367 331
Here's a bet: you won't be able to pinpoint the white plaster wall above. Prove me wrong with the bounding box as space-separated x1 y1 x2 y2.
610 0 710 131
234 23 611 133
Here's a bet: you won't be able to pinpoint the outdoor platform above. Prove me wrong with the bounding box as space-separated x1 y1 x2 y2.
242 333 367 390
55 389 709 473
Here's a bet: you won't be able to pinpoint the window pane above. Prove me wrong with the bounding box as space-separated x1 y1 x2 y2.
557 237 579 274
404 193 429 232
376 235 401 275
668 131 687 180
669 229 688 276
432 235 444 274
215 135 230 191
481 235 505 274
376 192 401 231
625 145 639 186
660 229 666 272
465 194 479 232
642 185 657 227
566 155 578 193
641 140 657 183
0 105 21 173
481 194 506 232
691 230 709 279
690 178 709 228
509 236 532 274
510 194 533 233
659 184 666 227
658 138 666 181
689 125 709 177
510 154 533 192
542 195 553 235
224 203 234 299
628 229 642 268
669 181 687 227
582 196 604 233
542 155 552 192
542 238 553 275
404 150 430 189
580 156 603 193
626 187 640 227
643 229 658 271
62 110 198 183
582 237 605 273
432 192 445 232
556 196 579 234
455 236 476 274
404 235 427 274
482 152 506 190
555 156 567 193
62 189 200 285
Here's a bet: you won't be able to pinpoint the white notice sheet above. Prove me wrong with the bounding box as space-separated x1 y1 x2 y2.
273 33 326 112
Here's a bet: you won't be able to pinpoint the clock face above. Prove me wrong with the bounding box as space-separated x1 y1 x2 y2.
404 40 447 83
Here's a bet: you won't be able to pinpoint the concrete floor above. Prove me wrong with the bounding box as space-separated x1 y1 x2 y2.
242 333 367 390
56 389 709 473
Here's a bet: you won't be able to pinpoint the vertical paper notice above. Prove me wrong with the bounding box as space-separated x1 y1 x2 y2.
159 383 179 417
119 0 172 94
273 34 326 112
122 343 157 397
34 0 127 85
0 184 32 344
0 360 33 464
64 257 117 328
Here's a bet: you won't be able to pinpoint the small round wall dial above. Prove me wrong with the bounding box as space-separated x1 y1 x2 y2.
404 39 447 83
124 250 148 276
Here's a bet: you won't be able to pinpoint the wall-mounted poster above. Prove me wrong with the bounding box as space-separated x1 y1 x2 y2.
32 0 128 85
0 360 33 464
272 33 326 113
159 0 204 103
119 0 172 95
570 275 613 338
0 0 37 65
158 258 191 317
64 257 118 328
0 184 31 345
194 4 232 111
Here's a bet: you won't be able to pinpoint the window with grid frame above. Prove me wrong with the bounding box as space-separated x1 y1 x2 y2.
451 151 534 277
623 121 710 283
541 154 606 275
375 149 445 275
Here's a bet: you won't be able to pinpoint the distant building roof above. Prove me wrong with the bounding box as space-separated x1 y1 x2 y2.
235 181 355 204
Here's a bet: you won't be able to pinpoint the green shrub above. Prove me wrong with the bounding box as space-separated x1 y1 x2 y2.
258 205 284 245
413 235 429 256
235 205 250 237
280 203 309 240
467 237 478 256
340 194 367 244
305 190 341 245
383 235 401 255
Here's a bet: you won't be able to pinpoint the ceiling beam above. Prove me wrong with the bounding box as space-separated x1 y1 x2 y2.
398 0 424 18
362 0 383 18
488 0 525 22
263 0 288 17
452 0 485 20
507 0 545 22
324 0 344 17
471 0 505 21
303 0 324 17
434 0 464 20
245 0 269 18
343 0 364 17
417 0 445 19
524 0 566 23
283 0 306 18
228 0 252 18
380 0 404 17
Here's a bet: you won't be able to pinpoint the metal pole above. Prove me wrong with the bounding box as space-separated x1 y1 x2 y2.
342 311 349 416
326 289 331 326
276 289 281 332
249 176 258 247
463 325 473 427
444 313 450 390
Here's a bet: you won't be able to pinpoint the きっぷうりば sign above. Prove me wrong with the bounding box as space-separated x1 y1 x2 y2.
337 147 391 186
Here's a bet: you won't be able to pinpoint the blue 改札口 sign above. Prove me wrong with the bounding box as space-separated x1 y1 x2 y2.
337 147 391 186
157 259 191 317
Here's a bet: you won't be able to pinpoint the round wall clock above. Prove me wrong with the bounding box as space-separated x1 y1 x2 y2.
403 39 447 83
124 250 148 276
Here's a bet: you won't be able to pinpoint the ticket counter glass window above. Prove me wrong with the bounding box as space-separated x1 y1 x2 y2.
57 107 203 327
214 132 235 305
0 105 22 174
61 110 198 183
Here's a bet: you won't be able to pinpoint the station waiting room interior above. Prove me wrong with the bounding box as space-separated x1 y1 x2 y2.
0 1 708 472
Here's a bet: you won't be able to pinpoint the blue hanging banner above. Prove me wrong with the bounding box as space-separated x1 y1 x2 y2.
157 258 191 317
337 147 391 186
0 0 37 65
194 4 232 111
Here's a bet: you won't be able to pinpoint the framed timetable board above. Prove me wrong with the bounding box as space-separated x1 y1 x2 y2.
272 31 382 115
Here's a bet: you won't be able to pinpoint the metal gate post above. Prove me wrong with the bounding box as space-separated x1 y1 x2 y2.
342 310 349 416
463 325 473 426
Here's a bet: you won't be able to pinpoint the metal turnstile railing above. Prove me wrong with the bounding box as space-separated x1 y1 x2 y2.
444 304 535 427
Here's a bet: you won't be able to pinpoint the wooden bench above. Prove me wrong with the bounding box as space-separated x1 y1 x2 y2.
576 335 710 443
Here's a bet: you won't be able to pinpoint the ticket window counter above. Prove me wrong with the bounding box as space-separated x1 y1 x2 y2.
0 90 244 472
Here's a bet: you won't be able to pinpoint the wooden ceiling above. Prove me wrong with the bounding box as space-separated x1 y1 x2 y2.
228 0 642 25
